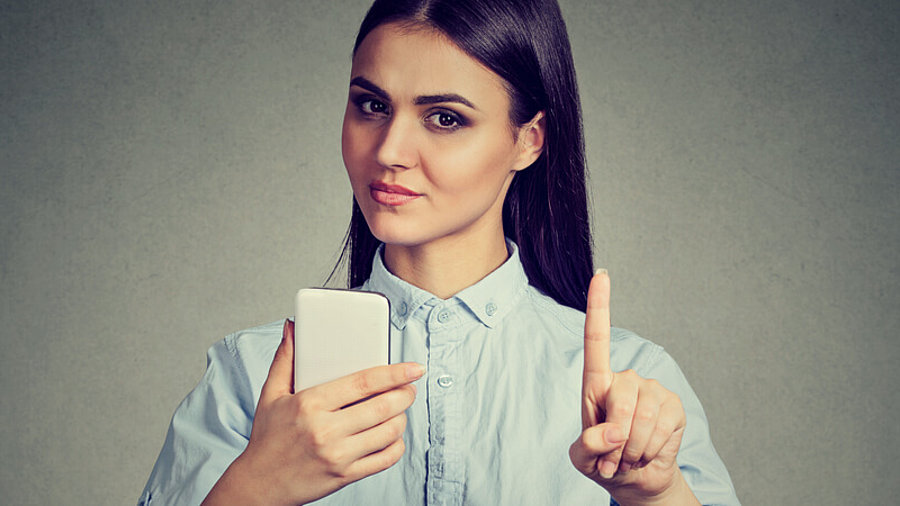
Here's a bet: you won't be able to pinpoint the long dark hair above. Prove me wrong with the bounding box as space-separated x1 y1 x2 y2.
333 0 593 311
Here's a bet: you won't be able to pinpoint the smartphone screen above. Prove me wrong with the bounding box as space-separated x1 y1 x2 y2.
294 288 391 392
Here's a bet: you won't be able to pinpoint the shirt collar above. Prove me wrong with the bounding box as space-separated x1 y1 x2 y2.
362 239 529 330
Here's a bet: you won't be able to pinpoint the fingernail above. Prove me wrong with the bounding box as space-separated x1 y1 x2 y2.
407 363 426 380
599 459 617 479
594 268 608 276
607 426 626 444
620 461 632 473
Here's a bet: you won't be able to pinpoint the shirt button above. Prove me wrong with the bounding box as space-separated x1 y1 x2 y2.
437 310 451 323
398 302 408 316
437 375 454 388
485 302 497 316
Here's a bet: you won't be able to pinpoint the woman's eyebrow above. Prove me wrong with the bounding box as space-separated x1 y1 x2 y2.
349 76 477 111
350 76 390 99
414 94 477 111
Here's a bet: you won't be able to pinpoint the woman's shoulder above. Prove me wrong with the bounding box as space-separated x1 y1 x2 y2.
207 319 285 398
223 318 284 343
221 319 283 359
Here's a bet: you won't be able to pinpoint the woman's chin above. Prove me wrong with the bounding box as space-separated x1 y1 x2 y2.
371 231 429 248
367 222 425 248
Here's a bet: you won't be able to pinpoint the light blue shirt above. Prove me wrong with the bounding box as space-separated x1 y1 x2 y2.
139 242 739 505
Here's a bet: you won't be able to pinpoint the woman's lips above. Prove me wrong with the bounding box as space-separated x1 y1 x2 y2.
369 182 422 206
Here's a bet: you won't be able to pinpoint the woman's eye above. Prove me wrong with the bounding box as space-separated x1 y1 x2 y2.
425 111 463 130
358 98 389 115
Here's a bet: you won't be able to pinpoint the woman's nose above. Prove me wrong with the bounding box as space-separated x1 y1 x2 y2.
375 116 418 170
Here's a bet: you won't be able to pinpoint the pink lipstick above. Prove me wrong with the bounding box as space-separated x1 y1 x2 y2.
369 181 422 206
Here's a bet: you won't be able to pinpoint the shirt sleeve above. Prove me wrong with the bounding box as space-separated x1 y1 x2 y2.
137 336 259 506
636 346 741 506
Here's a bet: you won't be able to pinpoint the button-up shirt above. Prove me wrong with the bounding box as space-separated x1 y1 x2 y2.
139 242 739 505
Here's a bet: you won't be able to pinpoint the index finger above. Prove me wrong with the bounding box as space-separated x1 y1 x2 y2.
584 269 611 378
311 362 426 410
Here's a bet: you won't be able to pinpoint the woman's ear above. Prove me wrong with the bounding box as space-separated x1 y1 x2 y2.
513 111 546 171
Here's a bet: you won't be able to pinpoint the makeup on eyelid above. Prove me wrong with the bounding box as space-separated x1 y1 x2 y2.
351 93 467 131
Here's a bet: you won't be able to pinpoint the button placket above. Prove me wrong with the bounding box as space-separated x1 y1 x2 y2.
423 301 465 500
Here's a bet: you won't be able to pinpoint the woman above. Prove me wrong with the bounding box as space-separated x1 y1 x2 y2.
140 0 738 504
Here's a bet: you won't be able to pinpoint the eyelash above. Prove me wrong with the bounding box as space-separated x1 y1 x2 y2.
424 111 465 131
355 96 389 116
352 96 467 132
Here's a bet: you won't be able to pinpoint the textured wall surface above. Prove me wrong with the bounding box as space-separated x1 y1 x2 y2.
2 0 897 504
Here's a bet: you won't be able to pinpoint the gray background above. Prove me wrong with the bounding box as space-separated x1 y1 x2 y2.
2 0 897 504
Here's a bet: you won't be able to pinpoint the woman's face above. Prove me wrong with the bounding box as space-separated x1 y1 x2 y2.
341 22 542 250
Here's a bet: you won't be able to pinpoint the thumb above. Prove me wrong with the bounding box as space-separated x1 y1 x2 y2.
569 424 626 475
259 319 295 403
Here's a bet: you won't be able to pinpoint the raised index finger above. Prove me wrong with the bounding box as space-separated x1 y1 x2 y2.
584 269 611 379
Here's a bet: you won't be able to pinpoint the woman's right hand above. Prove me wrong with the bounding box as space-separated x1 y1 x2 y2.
203 319 424 506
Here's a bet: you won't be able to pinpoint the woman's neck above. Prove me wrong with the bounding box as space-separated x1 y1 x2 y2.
383 232 510 300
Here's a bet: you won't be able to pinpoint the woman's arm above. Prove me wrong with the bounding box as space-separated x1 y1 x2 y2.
202 320 423 506
139 320 422 506
570 272 701 506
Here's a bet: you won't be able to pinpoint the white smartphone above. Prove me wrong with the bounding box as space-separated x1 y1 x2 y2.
293 288 391 392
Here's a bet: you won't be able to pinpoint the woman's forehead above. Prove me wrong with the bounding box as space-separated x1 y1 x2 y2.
350 22 509 109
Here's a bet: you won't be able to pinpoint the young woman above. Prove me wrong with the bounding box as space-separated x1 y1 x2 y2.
140 1 738 504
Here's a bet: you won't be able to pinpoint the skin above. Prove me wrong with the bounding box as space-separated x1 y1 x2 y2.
204 21 699 506
341 22 543 298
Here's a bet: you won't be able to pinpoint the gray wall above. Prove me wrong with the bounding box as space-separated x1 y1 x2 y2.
2 0 897 504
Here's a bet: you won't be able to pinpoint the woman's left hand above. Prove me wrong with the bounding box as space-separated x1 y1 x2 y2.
569 271 700 505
